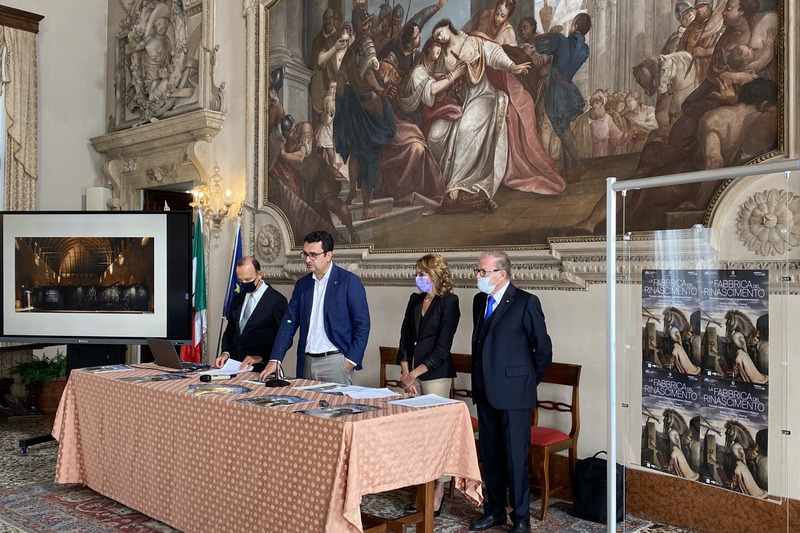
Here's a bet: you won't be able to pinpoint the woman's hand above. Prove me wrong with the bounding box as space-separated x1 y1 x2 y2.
401 370 416 389
509 61 531 76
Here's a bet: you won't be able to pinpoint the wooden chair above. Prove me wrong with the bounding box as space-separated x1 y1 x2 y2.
378 346 402 390
529 362 581 520
449 352 479 497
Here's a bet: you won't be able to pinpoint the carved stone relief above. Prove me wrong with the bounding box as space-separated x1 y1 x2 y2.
256 224 282 264
112 0 224 129
737 189 800 256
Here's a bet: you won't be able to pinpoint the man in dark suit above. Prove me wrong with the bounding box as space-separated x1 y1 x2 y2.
262 230 370 384
469 251 553 532
214 256 288 373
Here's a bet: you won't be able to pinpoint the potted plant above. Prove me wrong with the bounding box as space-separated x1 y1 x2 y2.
8 351 67 414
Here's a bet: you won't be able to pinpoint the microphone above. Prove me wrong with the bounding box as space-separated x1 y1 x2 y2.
264 361 290 388
200 374 237 382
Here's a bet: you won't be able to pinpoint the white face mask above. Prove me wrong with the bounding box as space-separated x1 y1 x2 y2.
477 276 496 295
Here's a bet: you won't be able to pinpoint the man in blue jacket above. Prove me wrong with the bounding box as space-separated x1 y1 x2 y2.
469 251 553 532
261 230 370 384
536 12 592 183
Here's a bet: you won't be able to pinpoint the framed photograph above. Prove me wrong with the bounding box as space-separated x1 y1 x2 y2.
258 1 783 252
0 211 192 344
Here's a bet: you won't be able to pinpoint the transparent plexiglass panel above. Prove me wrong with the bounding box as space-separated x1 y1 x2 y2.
615 168 798 531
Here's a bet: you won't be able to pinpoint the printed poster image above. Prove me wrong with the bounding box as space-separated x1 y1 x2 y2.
700 377 769 499
697 270 769 380
641 270 702 374
640 269 770 498
640 367 702 479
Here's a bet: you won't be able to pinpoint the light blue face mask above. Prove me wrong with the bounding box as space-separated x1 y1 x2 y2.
415 274 434 293
477 276 496 295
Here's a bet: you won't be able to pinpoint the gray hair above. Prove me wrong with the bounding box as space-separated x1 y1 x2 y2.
479 251 512 276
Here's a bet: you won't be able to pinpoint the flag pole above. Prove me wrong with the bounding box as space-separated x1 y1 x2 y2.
216 216 243 357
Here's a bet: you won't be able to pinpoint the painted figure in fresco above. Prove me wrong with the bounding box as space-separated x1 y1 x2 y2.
517 16 551 135
380 0 448 83
279 115 360 245
678 0 723 85
572 90 628 159
334 9 397 220
308 8 337 72
669 0 777 153
431 19 564 213
535 12 592 183
662 2 696 54
697 77 777 168
372 9 453 216
462 0 517 46
311 22 353 124
622 91 658 153
314 80 343 176
373 3 395 54
400 38 464 136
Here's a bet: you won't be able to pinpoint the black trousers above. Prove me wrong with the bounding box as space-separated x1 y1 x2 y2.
476 398 531 523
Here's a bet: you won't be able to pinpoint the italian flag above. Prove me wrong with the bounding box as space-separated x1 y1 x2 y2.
180 210 206 363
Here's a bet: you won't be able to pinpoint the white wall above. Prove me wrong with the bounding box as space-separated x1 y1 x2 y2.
5 0 108 210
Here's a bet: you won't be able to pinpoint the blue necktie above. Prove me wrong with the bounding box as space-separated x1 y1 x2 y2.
484 295 495 322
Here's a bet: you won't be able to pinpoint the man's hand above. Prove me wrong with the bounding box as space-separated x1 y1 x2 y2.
240 355 263 370
213 354 229 369
344 359 355 372
259 361 279 381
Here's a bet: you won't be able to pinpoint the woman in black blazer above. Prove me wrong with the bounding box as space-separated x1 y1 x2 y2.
397 253 460 515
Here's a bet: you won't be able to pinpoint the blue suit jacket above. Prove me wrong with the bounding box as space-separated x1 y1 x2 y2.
471 283 553 410
270 263 371 377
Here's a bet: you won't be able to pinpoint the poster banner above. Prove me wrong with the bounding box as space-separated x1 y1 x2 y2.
640 269 769 498
699 377 769 496
640 367 701 478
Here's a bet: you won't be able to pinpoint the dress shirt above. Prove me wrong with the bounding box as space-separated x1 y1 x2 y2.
241 281 268 323
487 281 509 316
306 263 357 367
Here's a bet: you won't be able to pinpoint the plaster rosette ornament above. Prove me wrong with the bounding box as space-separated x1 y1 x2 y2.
736 189 800 256
256 224 282 263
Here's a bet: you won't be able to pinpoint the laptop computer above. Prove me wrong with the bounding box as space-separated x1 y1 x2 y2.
146 338 208 371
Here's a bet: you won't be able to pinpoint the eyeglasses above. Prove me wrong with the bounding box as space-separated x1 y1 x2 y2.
300 251 327 260
473 268 502 277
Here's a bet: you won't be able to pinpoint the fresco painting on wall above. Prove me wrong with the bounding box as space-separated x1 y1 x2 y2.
264 0 781 250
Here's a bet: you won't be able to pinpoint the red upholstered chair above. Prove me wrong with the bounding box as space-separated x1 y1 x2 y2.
529 362 581 520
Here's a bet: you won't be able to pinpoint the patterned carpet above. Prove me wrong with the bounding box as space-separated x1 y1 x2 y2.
0 415 698 532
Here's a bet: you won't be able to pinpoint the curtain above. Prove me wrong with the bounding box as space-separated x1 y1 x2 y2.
0 26 37 211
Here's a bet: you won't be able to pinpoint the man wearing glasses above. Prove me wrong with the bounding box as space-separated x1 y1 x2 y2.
469 251 552 533
261 230 370 384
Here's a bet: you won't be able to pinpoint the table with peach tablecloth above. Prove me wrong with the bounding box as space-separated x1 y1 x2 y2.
52 367 482 533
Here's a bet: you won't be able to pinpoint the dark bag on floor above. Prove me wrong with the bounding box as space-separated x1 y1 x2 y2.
572 450 625 523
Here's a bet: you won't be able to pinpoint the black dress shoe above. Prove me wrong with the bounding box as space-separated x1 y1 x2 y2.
511 519 531 532
469 513 507 531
